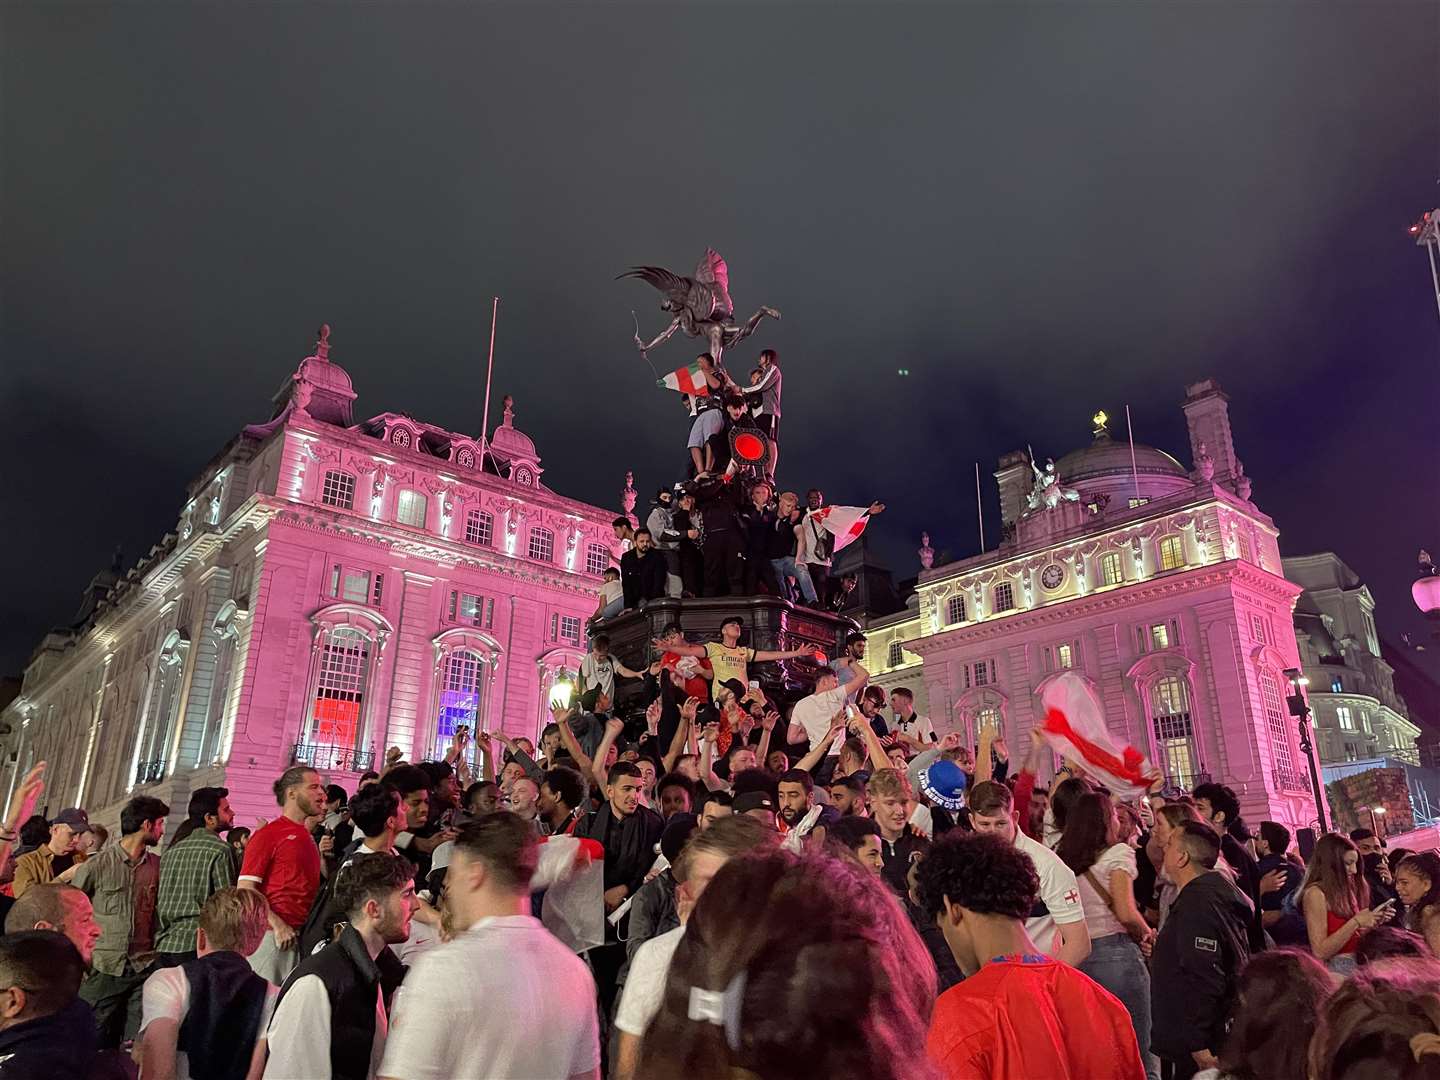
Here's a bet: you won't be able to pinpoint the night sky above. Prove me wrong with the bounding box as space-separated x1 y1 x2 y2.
4 3 1439 677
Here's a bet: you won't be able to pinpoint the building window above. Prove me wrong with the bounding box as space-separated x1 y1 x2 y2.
586 544 609 576
464 509 493 546
447 591 493 628
396 490 428 529
330 565 369 604
1362 611 1380 656
561 615 581 644
310 627 369 753
1158 535 1185 571
975 705 1002 740
946 594 967 625
1260 673 1300 787
1337 705 1355 732
1150 623 1171 651
973 660 992 687
435 649 485 762
1128 497 1150 509
1057 643 1075 669
1100 552 1123 586
1360 710 1372 734
993 582 1014 613
888 641 904 667
1150 675 1199 785
1237 533 1253 563
1250 614 1268 644
321 471 356 510
1344 741 1359 762
390 427 412 448
529 528 554 562
1331 676 1344 693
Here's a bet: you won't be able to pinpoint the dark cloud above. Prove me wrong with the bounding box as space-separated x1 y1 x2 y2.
3 1 1438 671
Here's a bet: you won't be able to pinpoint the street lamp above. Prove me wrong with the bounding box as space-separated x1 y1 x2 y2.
1409 209 1440 323
549 678 574 710
1370 805 1388 838
1285 667 1329 833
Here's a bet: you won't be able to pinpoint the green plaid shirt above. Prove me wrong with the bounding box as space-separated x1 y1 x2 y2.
154 829 236 955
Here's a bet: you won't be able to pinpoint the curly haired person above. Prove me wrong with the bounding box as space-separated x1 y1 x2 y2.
914 831 1145 1080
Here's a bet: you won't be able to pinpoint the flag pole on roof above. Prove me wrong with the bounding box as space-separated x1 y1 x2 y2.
479 297 499 474
1125 404 1141 505
975 462 985 552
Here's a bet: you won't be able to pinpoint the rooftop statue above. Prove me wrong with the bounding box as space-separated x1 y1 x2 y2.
621 248 780 366
1025 449 1081 513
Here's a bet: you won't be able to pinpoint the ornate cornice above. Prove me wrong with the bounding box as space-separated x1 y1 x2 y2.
905 560 1301 655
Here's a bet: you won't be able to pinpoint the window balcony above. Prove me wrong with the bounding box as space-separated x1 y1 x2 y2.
135 759 167 786
292 743 376 773
1273 766 1312 793
1158 770 1211 798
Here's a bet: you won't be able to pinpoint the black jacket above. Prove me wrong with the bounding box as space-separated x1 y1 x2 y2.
620 547 668 608
1257 852 1307 947
1151 871 1253 1061
0 998 128 1080
575 801 664 940
879 828 931 899
1219 832 1268 952
275 924 406 1080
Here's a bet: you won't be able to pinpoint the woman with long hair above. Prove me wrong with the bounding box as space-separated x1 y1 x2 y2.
635 847 938 1080
1056 792 1159 1080
1302 833 1391 974
1309 956 1440 1080
1196 949 1333 1080
1146 802 1202 927
1043 775 1092 848
1394 851 1440 955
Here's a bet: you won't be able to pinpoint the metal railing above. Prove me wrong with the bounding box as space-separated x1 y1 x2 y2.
134 759 166 785
292 743 375 772
1158 770 1212 797
1274 766 1313 793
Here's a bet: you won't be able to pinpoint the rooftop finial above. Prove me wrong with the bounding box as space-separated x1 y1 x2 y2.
1092 410 1109 439
315 324 331 362
502 395 515 427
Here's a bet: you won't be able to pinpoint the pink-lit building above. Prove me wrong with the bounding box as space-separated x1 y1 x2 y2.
0 328 619 828
901 381 1320 830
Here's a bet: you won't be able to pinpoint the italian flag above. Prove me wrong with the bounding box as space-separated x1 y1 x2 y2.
659 360 710 397
811 505 874 553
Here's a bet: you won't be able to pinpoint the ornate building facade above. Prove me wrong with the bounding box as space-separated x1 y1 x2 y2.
0 328 618 828
897 381 1319 829
1285 552 1421 766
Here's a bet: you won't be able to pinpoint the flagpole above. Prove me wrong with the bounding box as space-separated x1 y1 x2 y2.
1124 404 1141 504
479 297 499 473
975 462 985 551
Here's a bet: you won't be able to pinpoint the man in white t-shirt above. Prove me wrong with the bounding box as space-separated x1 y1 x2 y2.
137 887 278 1080
379 813 600 1080
612 816 778 1080
579 635 644 702
889 687 936 748
967 780 1092 967
789 664 870 752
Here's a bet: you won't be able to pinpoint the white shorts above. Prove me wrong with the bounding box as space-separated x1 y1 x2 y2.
687 409 724 449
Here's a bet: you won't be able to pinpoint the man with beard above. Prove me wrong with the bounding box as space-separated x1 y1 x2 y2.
776 768 840 850
619 528 668 611
262 853 414 1080
537 767 589 837
240 768 326 985
829 774 869 817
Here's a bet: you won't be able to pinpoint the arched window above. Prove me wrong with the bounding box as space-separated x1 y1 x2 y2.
434 649 486 763
396 490 428 529
198 601 244 766
1100 552 1124 586
465 509 493 546
134 630 189 786
321 471 356 510
529 527 554 562
1150 674 1199 787
946 594 966 625
1260 672 1303 790
310 627 370 758
1158 535 1186 571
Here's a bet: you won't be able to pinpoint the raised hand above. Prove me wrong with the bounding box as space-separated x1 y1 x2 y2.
1260 868 1288 896
4 762 45 833
680 696 700 723
606 717 625 737
645 700 662 735
940 731 965 752
761 709 778 732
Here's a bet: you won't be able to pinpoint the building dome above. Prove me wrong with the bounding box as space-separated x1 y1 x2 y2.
1053 432 1192 504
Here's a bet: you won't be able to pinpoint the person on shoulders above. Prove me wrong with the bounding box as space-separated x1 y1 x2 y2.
915 831 1145 1080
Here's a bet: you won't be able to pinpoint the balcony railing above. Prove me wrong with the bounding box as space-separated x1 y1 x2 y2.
1158 770 1212 798
1274 766 1313 793
135 759 167 786
292 743 375 773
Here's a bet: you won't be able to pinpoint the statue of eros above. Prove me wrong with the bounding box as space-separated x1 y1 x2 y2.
620 248 780 367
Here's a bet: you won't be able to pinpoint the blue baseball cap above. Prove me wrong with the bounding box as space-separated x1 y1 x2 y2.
919 759 968 811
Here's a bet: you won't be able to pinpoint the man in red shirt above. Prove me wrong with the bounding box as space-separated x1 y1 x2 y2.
239 765 326 983
914 831 1145 1080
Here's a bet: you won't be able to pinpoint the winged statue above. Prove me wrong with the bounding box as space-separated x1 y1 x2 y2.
620 248 780 366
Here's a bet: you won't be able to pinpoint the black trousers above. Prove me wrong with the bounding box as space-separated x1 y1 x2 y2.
807 561 832 607
678 543 704 597
704 530 744 597
590 940 628 1074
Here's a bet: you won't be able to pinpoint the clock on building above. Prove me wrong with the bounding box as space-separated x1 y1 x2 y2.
1040 563 1066 590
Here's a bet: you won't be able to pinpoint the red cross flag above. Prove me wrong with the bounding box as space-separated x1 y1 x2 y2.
1038 671 1161 799
659 360 710 397
808 505 873 554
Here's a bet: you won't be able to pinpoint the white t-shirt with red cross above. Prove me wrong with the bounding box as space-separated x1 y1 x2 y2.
1015 828 1086 955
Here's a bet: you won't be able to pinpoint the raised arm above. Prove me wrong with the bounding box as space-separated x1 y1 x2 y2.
975 721 996 784
553 706 593 778
476 731 498 785
755 708 777 765
699 722 726 792
663 698 698 774
797 721 847 774
614 659 647 680
0 763 45 880
591 718 625 793
752 646 819 663
854 711 891 773
656 637 707 659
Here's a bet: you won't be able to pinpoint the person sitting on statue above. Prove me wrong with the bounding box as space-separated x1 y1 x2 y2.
769 491 817 605
739 479 783 596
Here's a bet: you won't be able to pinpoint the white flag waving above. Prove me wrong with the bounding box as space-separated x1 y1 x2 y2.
1038 671 1161 800
810 505 874 554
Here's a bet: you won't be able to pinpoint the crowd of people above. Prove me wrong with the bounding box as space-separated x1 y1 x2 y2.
7 611 1440 1078
595 348 885 614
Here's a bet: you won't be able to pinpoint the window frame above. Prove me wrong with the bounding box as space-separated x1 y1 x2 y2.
464 508 494 547
321 470 356 510
529 527 555 563
396 489 429 529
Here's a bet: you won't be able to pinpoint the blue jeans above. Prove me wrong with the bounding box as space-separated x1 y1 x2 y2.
1080 933 1158 1080
770 556 817 603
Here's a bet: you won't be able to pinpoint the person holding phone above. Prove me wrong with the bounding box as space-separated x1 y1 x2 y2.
1301 832 1393 976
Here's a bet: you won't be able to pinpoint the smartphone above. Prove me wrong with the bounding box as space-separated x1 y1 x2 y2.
749 680 759 689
